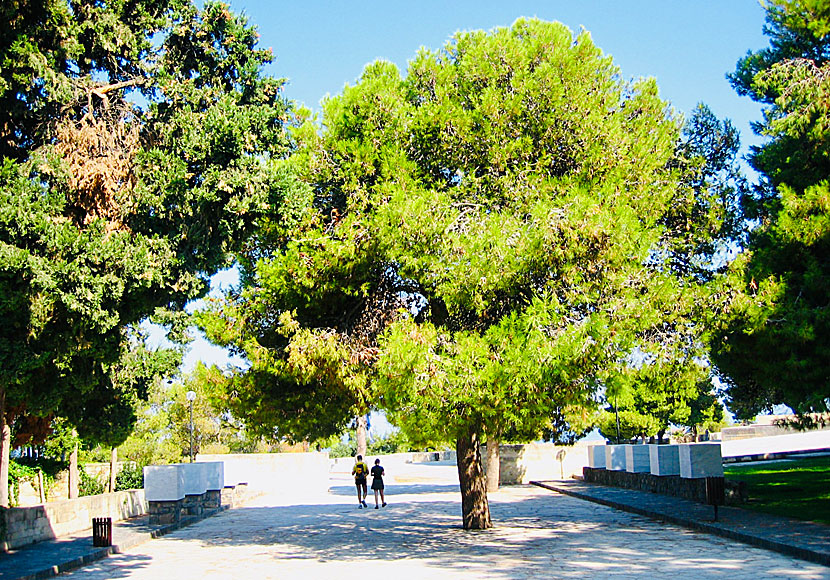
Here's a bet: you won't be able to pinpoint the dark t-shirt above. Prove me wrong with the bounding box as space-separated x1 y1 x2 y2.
370 465 384 479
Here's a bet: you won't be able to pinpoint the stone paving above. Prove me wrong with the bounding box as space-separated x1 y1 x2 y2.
52 463 829 579
535 479 830 566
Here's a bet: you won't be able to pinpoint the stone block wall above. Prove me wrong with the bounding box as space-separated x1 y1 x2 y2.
1 489 146 552
204 490 222 510
182 494 204 517
147 499 182 526
582 467 746 504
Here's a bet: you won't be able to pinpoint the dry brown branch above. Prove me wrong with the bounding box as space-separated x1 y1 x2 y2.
52 80 144 229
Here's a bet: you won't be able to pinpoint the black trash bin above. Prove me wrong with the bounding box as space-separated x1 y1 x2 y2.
92 517 112 547
705 476 725 521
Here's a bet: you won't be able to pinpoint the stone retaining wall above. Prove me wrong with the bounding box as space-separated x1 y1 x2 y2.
329 450 457 471
1 489 146 552
582 467 746 504
489 443 591 484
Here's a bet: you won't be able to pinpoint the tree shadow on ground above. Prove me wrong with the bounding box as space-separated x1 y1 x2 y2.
328 483 460 497
57 554 154 579
151 485 827 579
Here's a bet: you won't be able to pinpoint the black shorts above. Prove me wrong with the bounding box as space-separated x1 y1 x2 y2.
355 478 367 490
371 479 384 491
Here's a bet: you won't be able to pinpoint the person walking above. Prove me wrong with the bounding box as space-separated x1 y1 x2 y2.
352 455 369 508
370 458 386 509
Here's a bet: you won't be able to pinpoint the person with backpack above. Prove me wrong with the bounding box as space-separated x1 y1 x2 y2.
352 455 369 508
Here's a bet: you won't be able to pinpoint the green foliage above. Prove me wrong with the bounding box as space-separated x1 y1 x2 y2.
111 359 278 465
327 436 357 459
668 103 747 278
0 0 292 474
596 410 661 443
327 428 420 457
367 20 696 451
165 362 258 457
115 400 182 467
604 349 724 437
115 463 144 491
40 419 80 461
78 466 105 497
8 457 66 505
713 0 830 418
8 461 39 507
199 19 727 461
369 430 414 455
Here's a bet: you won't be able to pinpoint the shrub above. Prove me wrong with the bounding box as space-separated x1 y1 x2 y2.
115 463 144 491
79 466 106 496
8 461 39 506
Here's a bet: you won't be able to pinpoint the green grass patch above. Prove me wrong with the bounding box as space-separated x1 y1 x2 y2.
724 455 830 525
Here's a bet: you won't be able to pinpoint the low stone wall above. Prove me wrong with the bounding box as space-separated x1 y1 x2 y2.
721 424 791 440
329 450 457 471
582 467 746 504
409 450 457 463
489 443 590 485
1 489 146 551
198 452 330 497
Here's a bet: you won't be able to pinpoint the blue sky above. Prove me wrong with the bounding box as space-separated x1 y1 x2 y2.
233 0 768 149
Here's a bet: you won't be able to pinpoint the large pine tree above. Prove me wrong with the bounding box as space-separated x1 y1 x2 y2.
201 19 715 529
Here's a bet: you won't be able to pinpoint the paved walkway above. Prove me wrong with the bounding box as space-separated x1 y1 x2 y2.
533 479 830 567
1 462 828 579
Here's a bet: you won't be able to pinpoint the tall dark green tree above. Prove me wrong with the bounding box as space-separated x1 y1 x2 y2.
0 0 291 506
711 0 830 419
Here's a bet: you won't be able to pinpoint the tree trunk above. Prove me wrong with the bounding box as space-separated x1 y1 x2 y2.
68 441 79 499
109 447 117 493
0 387 10 507
456 426 492 530
356 414 368 458
485 436 500 493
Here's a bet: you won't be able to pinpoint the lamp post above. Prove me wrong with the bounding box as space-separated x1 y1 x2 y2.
186 390 197 462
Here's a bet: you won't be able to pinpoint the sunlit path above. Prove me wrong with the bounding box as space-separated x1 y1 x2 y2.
57 462 829 579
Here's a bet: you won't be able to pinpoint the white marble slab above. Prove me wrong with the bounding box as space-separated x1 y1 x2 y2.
203 461 224 491
144 465 186 501
588 444 607 468
181 462 208 496
649 444 680 476
625 444 651 473
679 443 724 478
605 445 627 471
